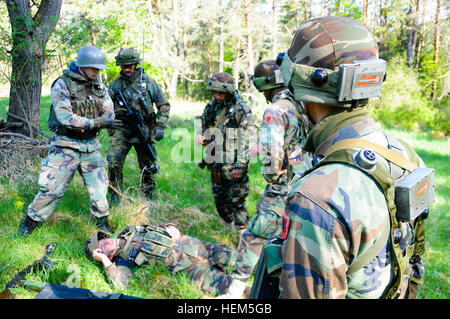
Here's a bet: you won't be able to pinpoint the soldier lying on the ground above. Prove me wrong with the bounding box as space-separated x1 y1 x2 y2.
85 222 244 296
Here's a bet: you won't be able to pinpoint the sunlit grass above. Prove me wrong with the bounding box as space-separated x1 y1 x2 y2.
0 96 448 299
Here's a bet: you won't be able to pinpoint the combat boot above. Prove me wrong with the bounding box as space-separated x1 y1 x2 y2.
96 216 114 234
16 215 40 237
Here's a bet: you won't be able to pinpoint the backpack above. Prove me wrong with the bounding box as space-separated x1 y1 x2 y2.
313 137 434 298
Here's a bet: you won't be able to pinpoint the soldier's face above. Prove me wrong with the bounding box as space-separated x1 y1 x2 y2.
82 67 100 80
121 64 136 77
212 91 227 104
99 238 120 260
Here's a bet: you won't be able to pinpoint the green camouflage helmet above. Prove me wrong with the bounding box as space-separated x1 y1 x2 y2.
85 230 111 258
76 45 107 69
115 47 141 66
252 60 285 92
206 72 236 95
278 16 379 107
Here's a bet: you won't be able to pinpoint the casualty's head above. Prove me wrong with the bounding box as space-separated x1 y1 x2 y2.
85 230 120 260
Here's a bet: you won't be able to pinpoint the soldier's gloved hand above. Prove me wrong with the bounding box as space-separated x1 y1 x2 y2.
154 129 164 141
93 116 124 130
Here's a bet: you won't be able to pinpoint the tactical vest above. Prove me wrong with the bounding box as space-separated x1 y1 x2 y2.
109 69 155 120
308 137 430 299
48 70 107 139
202 95 241 132
114 225 201 273
116 225 174 267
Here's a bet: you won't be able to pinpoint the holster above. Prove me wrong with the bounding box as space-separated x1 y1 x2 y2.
211 165 223 185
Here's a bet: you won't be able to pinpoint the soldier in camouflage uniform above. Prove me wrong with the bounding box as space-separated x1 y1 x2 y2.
195 72 257 228
17 46 122 237
86 223 239 295
107 47 170 203
214 61 313 298
273 16 428 298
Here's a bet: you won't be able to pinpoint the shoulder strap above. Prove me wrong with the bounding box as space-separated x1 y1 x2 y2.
214 107 227 130
323 138 418 172
316 145 423 299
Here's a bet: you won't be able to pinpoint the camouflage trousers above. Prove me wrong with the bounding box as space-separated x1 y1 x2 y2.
231 182 288 282
167 236 239 295
107 137 156 198
210 169 250 227
27 145 109 222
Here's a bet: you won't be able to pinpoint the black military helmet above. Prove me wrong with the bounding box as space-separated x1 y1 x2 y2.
76 45 107 69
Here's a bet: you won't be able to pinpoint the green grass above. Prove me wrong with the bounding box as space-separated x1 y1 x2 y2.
0 96 448 299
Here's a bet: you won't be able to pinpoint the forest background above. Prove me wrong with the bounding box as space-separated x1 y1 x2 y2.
0 0 448 300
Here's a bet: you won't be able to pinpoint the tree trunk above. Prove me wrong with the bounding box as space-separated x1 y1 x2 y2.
244 0 255 97
218 14 224 73
415 0 427 69
372 0 378 31
303 0 308 22
6 0 62 138
363 0 369 25
272 0 279 59
432 0 441 100
234 37 241 90
406 0 418 67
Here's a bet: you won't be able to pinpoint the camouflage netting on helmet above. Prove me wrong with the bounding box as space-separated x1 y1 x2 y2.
252 60 284 92
281 16 379 107
206 72 236 94
115 47 141 66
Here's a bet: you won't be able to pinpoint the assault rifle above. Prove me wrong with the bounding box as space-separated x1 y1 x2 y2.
114 89 161 175
0 243 57 299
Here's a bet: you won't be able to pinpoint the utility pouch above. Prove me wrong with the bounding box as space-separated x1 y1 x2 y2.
395 167 435 221
211 166 223 184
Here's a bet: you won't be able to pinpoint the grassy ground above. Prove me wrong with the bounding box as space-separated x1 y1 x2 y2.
0 96 448 299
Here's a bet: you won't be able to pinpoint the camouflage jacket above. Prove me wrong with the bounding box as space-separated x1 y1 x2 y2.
49 66 114 152
108 68 170 143
259 90 312 184
200 92 258 168
105 225 237 291
279 108 424 299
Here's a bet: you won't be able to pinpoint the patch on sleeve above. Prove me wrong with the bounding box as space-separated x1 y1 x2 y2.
282 210 290 240
264 113 273 125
